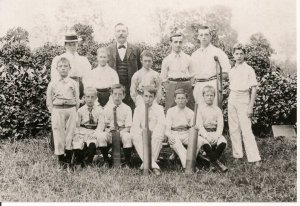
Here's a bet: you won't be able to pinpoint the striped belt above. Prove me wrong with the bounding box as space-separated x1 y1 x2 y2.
195 76 217 82
168 77 192 82
205 128 217 132
171 126 190 131
97 87 111 92
80 124 97 130
53 105 76 109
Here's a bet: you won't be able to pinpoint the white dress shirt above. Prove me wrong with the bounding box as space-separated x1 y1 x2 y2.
117 42 128 61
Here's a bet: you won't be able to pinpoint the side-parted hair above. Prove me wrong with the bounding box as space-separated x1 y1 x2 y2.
170 33 183 42
84 87 97 96
143 86 157 97
232 43 246 54
114 23 128 31
202 85 216 96
140 50 154 60
56 57 71 68
174 88 188 98
111 84 126 95
97 47 108 56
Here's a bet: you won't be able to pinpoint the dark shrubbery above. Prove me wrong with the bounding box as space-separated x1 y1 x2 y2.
0 28 296 139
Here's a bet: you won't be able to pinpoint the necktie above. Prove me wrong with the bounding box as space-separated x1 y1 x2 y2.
89 111 94 124
118 45 126 49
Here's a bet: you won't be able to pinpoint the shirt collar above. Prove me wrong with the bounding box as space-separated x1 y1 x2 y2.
97 64 108 70
59 77 70 83
65 51 79 56
234 61 247 68
199 43 212 52
117 42 128 49
171 51 182 58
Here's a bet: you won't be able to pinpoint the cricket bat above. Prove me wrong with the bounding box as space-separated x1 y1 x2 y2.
142 103 151 175
112 106 121 168
185 103 198 174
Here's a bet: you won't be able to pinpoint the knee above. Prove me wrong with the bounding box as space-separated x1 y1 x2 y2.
97 132 109 146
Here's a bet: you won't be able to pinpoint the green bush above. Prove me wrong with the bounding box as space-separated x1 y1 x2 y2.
0 27 297 139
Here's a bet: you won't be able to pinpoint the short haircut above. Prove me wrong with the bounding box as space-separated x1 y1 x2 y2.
140 50 154 60
97 47 108 56
174 88 188 98
232 43 246 54
202 85 215 96
197 25 211 35
170 33 183 42
56 57 71 68
143 86 157 97
114 23 128 31
84 87 97 96
111 84 126 95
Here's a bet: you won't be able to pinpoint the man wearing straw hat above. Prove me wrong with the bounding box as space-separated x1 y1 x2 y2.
50 32 92 99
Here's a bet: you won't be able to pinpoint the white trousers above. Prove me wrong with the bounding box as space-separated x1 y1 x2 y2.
193 79 218 106
169 130 203 168
97 129 132 148
51 107 77 155
132 130 163 169
228 91 261 162
72 128 98 150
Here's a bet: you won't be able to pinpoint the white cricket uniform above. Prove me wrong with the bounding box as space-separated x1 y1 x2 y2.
130 67 160 107
165 106 202 168
46 77 79 155
196 104 227 147
131 103 166 169
228 62 261 162
191 44 231 106
72 105 104 149
98 102 132 148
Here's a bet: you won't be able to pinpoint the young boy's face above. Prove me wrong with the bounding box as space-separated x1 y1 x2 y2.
85 91 97 107
175 93 188 109
198 29 211 47
203 90 215 105
141 56 153 70
233 49 245 64
56 61 70 78
171 36 183 53
112 88 125 105
143 90 155 106
97 52 108 67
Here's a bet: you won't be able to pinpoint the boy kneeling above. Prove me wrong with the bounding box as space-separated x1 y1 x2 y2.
197 85 227 171
72 87 105 167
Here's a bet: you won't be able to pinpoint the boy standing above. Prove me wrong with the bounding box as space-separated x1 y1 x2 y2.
98 84 133 168
165 89 201 170
46 57 80 167
72 87 105 167
83 48 119 108
228 43 261 166
197 85 227 169
130 50 160 107
131 86 166 176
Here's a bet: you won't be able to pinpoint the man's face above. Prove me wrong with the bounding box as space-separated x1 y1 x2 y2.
198 29 211 47
141 56 153 69
233 49 245 64
170 36 183 53
143 91 155 106
56 61 70 78
203 90 215 105
85 91 97 107
115 25 128 44
97 52 108 67
65 42 78 54
175 93 188 109
112 88 125 105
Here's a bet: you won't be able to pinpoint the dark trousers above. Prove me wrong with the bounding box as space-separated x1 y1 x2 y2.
164 80 195 111
119 75 135 111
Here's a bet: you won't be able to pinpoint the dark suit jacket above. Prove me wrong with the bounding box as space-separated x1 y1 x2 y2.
106 42 142 87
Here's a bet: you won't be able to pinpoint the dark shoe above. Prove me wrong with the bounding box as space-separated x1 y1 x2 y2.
215 160 228 173
152 168 162 176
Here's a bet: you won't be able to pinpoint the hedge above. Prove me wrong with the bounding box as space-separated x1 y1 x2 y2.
0 33 297 139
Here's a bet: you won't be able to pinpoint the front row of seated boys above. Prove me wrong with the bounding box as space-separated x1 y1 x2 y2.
46 57 226 175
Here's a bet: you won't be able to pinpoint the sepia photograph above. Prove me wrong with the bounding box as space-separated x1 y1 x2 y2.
0 0 297 203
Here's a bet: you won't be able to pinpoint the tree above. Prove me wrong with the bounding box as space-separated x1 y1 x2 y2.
0 27 29 44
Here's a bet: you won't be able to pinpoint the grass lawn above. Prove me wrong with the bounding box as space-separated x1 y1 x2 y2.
0 135 296 202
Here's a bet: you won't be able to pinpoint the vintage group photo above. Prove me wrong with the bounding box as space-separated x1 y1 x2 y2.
0 0 297 203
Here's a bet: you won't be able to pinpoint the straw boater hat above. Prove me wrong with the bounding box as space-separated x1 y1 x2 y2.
64 32 79 43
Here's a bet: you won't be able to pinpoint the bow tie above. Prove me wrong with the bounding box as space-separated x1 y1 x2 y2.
118 45 126 49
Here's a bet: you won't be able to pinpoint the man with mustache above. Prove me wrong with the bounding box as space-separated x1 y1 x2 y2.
106 23 142 111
